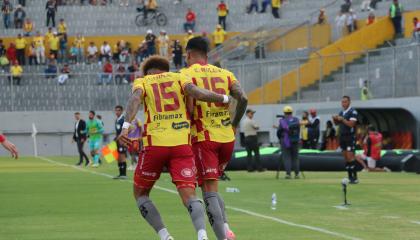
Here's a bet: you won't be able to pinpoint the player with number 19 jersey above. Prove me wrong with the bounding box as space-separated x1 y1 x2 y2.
131 72 196 190
181 63 237 184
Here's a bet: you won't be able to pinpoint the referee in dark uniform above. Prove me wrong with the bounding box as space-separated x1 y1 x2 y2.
114 105 128 179
333 96 359 184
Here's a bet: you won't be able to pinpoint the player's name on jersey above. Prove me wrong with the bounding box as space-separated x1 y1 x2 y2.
205 110 229 118
193 67 222 73
153 113 185 121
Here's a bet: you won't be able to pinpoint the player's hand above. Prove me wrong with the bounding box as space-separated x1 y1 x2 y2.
336 116 344 122
1 140 19 159
117 129 131 147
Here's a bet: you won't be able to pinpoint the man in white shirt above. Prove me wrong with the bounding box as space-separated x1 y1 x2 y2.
242 109 262 172
87 42 98 64
100 41 111 62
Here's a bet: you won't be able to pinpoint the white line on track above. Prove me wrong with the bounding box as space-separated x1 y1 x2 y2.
37 156 362 240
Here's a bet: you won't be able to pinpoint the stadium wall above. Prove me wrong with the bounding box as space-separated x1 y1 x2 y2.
1 97 420 157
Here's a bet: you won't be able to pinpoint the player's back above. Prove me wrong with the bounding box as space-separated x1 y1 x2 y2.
132 72 191 147
181 63 236 143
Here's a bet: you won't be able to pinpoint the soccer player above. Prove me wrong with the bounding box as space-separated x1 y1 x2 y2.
0 134 18 159
181 37 248 240
333 96 359 184
356 125 390 172
86 110 104 168
114 105 128 179
118 56 231 240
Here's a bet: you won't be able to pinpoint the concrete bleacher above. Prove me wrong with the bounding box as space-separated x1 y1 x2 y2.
298 38 420 102
1 0 337 37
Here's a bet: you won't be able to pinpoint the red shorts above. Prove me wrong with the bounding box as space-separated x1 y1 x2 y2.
193 141 235 186
134 145 196 189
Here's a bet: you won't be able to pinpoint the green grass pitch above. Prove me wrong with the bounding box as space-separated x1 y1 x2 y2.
1 156 419 240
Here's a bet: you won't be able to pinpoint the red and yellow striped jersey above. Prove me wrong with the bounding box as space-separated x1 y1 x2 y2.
132 72 192 147
180 63 237 143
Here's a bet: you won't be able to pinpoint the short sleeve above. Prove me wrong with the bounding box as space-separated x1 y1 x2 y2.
132 77 144 93
349 110 358 122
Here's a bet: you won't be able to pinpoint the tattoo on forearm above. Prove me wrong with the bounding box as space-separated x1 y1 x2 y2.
124 89 143 123
185 83 224 103
230 82 248 127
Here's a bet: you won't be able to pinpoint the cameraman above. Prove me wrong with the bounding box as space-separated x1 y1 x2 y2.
275 106 301 179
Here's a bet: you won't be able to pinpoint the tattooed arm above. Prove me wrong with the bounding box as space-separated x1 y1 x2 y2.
230 81 248 128
184 83 228 103
118 88 143 146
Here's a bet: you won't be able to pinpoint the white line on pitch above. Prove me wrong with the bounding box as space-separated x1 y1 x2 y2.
411 221 420 225
37 156 362 240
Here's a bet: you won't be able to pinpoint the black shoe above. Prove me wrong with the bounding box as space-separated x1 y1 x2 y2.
85 160 90 166
75 162 82 166
219 173 231 181
349 179 359 184
285 174 292 179
247 168 256 172
257 168 266 172
294 174 300 179
113 175 128 180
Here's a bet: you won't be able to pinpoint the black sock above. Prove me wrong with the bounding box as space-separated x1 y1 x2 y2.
121 162 127 176
345 162 352 180
118 162 123 176
352 160 358 180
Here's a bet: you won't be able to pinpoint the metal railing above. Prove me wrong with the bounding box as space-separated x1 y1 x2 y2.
224 42 420 104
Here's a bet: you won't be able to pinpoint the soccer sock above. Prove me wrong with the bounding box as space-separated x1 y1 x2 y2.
216 193 230 231
187 198 208 239
157 228 170 240
122 162 127 176
93 154 100 164
118 162 123 175
345 162 352 180
137 196 166 234
351 160 358 180
203 192 227 240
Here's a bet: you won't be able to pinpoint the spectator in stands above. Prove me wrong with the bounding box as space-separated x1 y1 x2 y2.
213 24 226 48
413 17 420 43
360 80 372 100
360 0 371 12
45 58 58 78
9 61 22 85
23 18 34 36
247 0 258 14
0 53 9 73
13 4 25 29
366 12 376 26
100 41 112 62
183 29 194 47
28 41 36 65
271 0 280 18
119 41 130 63
135 40 147 63
172 40 182 70
74 33 85 63
119 0 129 7
145 29 156 56
369 0 379 10
15 34 26 66
335 12 346 38
6 43 16 64
45 27 54 42
127 60 139 82
59 33 68 63
112 41 120 62
1 0 13 29
346 10 356 34
217 0 229 30
46 0 57 27
115 63 127 84
49 32 59 60
389 0 403 37
0 39 5 56
58 63 70 85
318 9 326 24
259 0 270 13
98 59 113 85
184 8 196 32
158 30 170 58
69 42 78 64
58 19 67 36
341 0 351 13
87 41 98 64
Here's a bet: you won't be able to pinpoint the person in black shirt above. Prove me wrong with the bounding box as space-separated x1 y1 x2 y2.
333 96 359 184
73 112 89 166
114 105 128 179
45 0 57 27
307 109 320 149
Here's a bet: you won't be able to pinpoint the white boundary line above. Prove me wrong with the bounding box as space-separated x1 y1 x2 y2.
36 156 362 240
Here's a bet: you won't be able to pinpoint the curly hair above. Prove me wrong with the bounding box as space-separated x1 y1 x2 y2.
141 55 170 76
